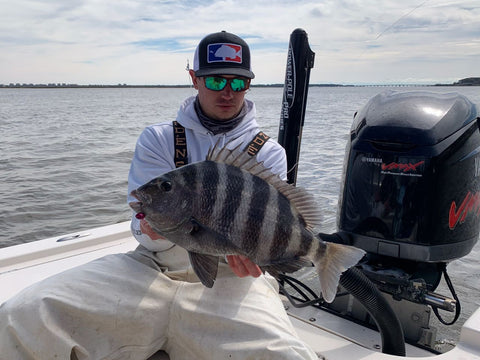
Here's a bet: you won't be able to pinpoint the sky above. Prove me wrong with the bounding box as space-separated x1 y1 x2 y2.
0 0 478 86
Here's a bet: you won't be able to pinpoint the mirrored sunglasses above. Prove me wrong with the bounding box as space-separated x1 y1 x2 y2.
204 76 249 92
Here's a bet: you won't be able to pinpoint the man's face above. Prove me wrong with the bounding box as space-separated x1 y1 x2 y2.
190 70 250 121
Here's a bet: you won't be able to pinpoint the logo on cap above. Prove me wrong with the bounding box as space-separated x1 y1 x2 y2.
207 43 242 64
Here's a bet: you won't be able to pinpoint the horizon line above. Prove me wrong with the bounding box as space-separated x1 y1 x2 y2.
1 82 477 89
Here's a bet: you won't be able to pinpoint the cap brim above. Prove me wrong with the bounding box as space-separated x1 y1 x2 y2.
195 68 255 79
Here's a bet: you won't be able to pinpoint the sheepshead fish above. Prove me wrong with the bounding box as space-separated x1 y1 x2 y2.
129 143 365 303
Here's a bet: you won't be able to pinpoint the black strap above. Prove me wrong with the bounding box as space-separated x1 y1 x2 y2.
173 121 188 168
172 122 270 168
244 131 270 156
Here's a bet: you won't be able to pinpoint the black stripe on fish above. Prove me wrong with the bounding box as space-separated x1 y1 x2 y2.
299 230 314 256
313 237 327 263
181 162 198 188
242 174 270 256
200 161 219 224
269 192 293 260
219 164 245 234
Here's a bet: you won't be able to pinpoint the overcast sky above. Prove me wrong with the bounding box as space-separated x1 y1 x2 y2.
1 0 478 85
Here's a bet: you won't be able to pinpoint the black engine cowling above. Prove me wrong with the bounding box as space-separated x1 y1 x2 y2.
328 91 480 348
338 90 480 264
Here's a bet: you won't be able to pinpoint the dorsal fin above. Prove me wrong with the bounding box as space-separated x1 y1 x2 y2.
207 140 322 230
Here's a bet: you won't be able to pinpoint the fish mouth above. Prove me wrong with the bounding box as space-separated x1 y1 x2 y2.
129 190 144 213
129 201 143 214
130 189 140 200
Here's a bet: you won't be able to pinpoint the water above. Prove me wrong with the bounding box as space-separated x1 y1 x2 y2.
1 85 480 346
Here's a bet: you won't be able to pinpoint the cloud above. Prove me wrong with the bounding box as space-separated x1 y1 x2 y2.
0 0 478 85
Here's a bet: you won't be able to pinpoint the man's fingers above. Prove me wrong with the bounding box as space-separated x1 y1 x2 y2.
227 255 262 278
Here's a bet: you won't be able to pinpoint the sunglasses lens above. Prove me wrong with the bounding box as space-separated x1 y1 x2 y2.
230 78 246 92
204 77 247 92
205 77 227 91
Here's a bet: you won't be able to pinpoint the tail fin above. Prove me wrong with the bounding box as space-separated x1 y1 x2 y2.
313 242 365 303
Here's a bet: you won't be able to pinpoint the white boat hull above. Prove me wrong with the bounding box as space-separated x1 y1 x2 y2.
1 222 480 359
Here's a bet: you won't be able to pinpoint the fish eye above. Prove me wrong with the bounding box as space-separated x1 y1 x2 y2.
161 181 172 192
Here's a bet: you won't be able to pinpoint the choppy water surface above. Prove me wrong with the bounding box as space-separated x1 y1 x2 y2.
1 86 479 346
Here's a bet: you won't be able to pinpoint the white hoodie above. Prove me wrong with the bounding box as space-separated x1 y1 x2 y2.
127 95 287 252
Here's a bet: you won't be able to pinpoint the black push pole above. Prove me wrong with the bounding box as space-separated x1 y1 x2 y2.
277 28 315 185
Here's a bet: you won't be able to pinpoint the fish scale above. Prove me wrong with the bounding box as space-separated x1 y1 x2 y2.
129 142 366 302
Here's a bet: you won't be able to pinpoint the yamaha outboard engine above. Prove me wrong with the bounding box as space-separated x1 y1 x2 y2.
334 90 480 349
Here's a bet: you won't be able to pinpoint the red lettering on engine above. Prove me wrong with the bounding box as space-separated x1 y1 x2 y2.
449 191 480 230
381 161 425 173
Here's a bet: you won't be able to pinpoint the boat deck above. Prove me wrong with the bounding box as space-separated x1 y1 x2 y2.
2 222 480 359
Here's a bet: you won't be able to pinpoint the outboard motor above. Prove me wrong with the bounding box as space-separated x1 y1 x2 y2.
335 90 480 348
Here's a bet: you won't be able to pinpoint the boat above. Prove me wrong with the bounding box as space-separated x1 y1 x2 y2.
2 29 480 359
1 221 480 359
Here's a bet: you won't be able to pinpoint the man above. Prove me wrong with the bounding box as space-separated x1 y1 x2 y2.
0 31 317 360
128 30 286 280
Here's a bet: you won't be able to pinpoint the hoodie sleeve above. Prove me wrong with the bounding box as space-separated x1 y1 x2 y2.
256 139 288 181
127 125 175 202
127 124 177 251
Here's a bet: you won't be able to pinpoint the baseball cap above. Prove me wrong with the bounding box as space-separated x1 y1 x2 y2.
193 31 255 79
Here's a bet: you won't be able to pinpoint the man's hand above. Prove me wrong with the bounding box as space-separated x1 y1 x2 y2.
226 255 262 278
140 219 166 240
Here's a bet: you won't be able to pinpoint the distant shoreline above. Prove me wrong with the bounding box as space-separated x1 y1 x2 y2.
0 83 478 89
1 77 478 89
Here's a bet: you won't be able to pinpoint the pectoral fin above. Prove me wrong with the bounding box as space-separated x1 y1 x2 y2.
189 217 224 239
189 217 238 251
188 251 220 288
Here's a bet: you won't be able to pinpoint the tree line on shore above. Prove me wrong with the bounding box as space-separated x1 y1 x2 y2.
1 77 479 88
